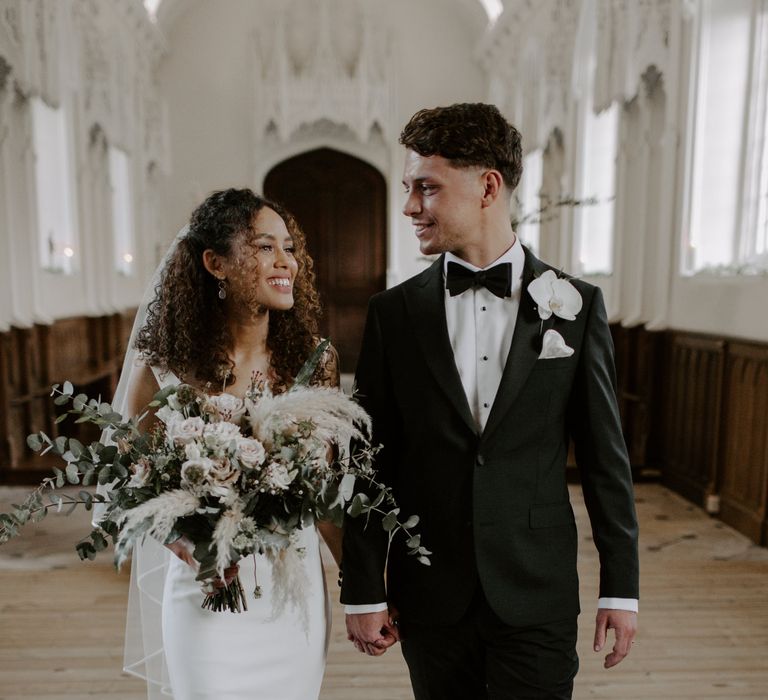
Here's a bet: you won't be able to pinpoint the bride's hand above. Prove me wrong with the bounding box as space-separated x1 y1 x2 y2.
166 537 197 569
212 564 240 589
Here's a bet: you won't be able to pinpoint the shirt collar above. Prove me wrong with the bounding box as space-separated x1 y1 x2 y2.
443 237 524 279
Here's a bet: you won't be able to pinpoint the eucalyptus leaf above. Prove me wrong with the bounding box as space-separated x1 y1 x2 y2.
69 439 84 458
382 509 399 532
347 492 370 518
98 465 113 485
63 380 74 395
26 434 43 451
338 473 356 501
292 338 331 388
91 531 108 552
403 515 420 529
65 463 80 484
406 534 421 548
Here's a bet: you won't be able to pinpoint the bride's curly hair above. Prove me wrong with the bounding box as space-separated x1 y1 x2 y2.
135 188 321 390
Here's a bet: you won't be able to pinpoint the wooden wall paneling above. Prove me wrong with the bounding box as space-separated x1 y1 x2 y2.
718 342 768 545
0 313 137 483
0 332 11 466
662 334 725 506
48 317 92 384
610 324 665 475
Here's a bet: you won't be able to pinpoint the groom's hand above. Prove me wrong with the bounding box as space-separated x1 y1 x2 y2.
346 611 399 656
594 609 637 668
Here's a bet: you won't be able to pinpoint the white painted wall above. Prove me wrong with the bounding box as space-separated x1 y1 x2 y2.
156 0 487 284
2 0 766 345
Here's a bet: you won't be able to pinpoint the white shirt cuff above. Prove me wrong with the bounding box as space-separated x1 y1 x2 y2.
598 597 638 612
344 602 389 614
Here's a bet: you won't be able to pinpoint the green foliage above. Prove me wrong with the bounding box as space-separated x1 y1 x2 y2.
0 370 432 614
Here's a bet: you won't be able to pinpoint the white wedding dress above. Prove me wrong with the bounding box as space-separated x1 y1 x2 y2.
148 367 329 700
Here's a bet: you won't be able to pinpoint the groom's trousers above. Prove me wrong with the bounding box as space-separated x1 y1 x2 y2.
399 587 578 700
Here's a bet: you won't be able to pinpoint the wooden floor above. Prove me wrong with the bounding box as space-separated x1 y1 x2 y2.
1 482 767 700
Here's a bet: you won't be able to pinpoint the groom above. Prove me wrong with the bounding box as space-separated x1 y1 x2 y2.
341 103 639 699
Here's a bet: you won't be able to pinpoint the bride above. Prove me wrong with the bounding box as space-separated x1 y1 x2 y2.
111 188 341 699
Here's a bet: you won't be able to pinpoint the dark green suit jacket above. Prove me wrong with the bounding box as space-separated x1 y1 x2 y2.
341 248 639 627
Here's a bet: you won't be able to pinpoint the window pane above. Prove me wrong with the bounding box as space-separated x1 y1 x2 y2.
578 102 618 275
31 98 77 274
109 148 135 276
517 150 543 255
685 0 752 272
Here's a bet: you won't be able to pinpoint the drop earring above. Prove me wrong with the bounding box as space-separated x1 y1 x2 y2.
218 278 227 300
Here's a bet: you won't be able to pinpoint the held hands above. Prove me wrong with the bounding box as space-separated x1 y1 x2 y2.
594 609 637 668
346 609 400 656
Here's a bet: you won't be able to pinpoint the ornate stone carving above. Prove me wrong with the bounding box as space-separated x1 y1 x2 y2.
0 55 10 93
0 0 21 50
0 55 12 146
253 0 393 145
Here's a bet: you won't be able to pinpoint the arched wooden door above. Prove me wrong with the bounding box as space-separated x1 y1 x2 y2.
264 148 386 373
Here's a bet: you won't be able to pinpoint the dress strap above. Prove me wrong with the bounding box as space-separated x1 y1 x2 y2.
150 365 181 390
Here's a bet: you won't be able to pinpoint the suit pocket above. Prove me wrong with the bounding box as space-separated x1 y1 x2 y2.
529 502 575 529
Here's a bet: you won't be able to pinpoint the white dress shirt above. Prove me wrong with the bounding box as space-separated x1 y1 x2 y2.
346 239 637 615
444 242 524 431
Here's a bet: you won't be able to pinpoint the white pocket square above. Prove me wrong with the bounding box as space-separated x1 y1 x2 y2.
539 329 574 359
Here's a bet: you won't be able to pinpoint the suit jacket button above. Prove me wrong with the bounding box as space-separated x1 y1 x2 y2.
476 455 485 467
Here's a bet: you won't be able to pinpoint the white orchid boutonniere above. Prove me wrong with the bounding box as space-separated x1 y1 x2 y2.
528 270 583 359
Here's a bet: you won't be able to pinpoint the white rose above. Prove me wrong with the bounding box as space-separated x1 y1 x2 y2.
180 456 214 486
170 416 205 445
236 438 266 468
203 421 242 449
156 405 182 426
128 459 150 487
209 457 241 488
184 441 203 461
205 393 247 423
264 462 295 491
167 392 183 411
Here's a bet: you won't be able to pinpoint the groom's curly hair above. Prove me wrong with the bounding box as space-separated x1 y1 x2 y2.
135 188 321 390
399 102 523 191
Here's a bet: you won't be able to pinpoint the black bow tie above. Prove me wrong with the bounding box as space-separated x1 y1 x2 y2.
445 261 512 298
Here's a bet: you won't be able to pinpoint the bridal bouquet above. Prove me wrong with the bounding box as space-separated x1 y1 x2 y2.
0 342 429 613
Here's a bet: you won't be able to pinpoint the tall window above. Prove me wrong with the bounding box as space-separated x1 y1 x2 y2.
575 102 619 275
31 98 77 274
109 147 136 276
516 149 543 254
745 0 768 266
684 0 756 273
756 108 768 259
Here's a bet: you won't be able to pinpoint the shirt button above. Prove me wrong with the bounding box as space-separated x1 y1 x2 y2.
483 402 489 408
481 306 487 311
482 355 488 361
476 455 485 467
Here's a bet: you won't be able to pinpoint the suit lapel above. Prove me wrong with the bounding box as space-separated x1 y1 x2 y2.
481 248 548 445
403 257 477 435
